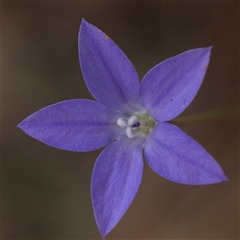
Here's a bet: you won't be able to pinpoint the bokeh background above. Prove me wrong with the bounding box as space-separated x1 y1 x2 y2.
2 1 239 239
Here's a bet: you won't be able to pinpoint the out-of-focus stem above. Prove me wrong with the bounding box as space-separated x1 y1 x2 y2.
170 105 239 126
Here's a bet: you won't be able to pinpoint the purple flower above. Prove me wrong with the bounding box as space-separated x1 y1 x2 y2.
18 19 228 238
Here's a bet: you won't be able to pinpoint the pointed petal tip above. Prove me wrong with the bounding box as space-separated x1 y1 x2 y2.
96 217 116 239
162 170 229 186
96 222 108 239
79 19 91 37
205 45 213 50
212 170 229 184
17 120 25 130
81 18 87 26
79 18 86 33
198 46 212 61
100 230 107 239
205 173 229 185
203 45 213 55
80 18 94 30
189 46 212 58
95 208 117 239
221 175 230 183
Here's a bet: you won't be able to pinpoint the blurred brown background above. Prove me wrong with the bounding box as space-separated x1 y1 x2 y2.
2 1 239 239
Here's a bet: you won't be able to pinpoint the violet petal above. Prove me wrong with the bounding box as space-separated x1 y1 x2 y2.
18 99 123 152
144 123 228 185
79 19 143 113
91 137 144 237
140 47 212 121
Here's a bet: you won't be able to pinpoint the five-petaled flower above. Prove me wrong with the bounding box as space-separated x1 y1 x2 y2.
18 19 228 238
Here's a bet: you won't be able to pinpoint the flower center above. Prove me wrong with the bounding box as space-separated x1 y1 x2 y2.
117 111 156 138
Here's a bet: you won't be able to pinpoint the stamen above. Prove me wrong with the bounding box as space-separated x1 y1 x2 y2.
117 118 128 128
126 126 135 138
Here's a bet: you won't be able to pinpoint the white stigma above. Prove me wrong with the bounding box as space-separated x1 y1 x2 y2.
128 116 138 126
117 118 128 128
126 126 135 138
117 115 140 138
117 111 156 139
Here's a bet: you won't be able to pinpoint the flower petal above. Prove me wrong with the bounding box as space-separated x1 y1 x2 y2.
91 137 144 237
18 100 123 152
140 47 212 121
144 123 228 185
79 19 143 113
